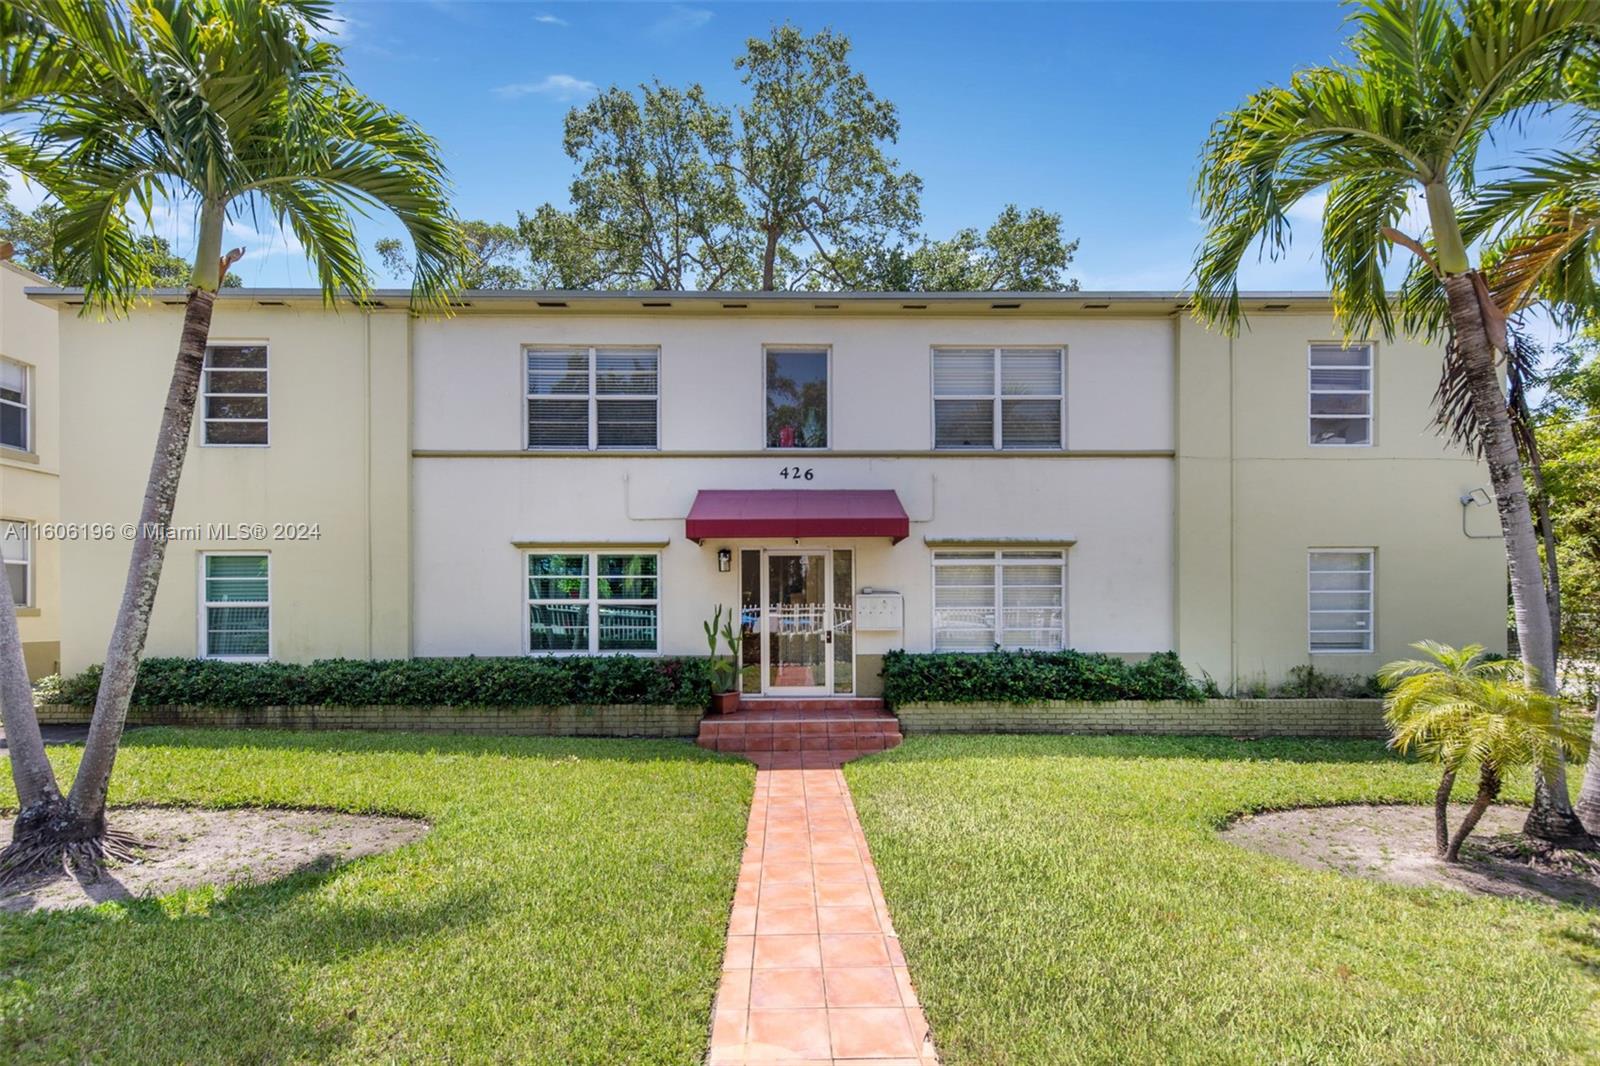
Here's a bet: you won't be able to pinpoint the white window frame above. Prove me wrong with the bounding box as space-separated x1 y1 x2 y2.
1308 341 1374 448
1 519 32 608
932 346 1066 451
1308 548 1375 654
524 345 660 451
762 345 832 451
932 549 1068 652
0 357 31 453
198 551 271 661
524 549 661 655
201 342 270 448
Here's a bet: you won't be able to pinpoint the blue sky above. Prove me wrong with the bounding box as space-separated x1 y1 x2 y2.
226 0 1374 291
0 0 1561 303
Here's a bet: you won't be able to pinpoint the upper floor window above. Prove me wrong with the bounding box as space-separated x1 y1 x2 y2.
526 346 659 450
200 552 270 659
203 344 269 446
933 347 1063 450
933 549 1066 651
1 357 30 451
1309 343 1372 446
526 550 659 653
1309 549 1374 653
766 347 828 449
2 520 31 607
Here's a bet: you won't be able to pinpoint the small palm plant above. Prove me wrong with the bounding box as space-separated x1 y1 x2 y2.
1381 642 1589 863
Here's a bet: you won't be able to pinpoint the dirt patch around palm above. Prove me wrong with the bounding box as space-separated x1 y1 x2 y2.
1222 803 1600 907
0 807 429 913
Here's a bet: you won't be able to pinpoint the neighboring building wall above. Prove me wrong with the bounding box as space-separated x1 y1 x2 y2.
0 262 61 678
57 303 411 673
1174 312 1505 690
409 313 1177 679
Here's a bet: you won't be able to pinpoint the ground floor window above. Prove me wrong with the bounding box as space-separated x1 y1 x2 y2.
933 549 1066 651
2 520 31 607
527 551 659 653
201 553 270 659
1308 549 1374 652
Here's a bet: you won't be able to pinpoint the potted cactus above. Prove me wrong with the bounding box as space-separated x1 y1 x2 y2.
703 605 741 714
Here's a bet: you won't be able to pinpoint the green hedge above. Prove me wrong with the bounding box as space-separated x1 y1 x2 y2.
881 649 1207 706
54 656 712 709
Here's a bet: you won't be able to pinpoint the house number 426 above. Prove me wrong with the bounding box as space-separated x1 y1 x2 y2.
779 467 815 481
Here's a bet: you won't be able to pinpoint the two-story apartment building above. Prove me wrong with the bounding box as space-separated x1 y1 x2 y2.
1 261 61 679
32 288 1507 695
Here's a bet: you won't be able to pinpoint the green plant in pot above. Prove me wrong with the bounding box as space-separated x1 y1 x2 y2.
703 606 741 713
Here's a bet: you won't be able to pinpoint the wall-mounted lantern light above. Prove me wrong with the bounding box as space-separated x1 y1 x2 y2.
717 548 732 572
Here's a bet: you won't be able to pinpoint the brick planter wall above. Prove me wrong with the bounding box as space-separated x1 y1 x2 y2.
895 699 1387 739
34 703 703 738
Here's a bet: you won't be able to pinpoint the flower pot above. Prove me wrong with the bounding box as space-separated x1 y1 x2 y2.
710 690 740 715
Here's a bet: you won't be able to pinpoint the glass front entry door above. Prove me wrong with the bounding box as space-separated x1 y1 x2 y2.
765 552 830 694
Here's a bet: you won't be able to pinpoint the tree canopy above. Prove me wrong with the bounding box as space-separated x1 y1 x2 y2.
0 178 241 287
1536 329 1600 694
434 23 1077 293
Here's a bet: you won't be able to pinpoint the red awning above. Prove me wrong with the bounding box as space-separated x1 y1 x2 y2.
686 489 910 544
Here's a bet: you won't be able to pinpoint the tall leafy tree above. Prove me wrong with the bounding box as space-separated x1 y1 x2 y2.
1191 0 1600 843
0 0 462 877
1 179 241 285
527 82 754 290
728 24 921 289
860 205 1080 291
378 219 523 289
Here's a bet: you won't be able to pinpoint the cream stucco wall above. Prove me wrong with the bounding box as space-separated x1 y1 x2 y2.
1174 313 1505 689
36 293 1505 697
56 303 410 673
0 262 61 677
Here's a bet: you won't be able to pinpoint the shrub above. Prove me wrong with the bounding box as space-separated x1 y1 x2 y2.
880 650 1206 706
50 656 712 709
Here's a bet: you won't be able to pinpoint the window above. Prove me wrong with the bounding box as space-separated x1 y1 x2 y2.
766 348 828 448
933 347 1063 449
202 344 269 445
1309 549 1374 652
527 551 659 653
1309 343 1372 446
933 549 1066 651
1 520 31 607
526 346 659 450
1 358 29 451
201 553 270 659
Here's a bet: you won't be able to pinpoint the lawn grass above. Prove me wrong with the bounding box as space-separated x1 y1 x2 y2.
845 735 1600 1065
0 729 754 1065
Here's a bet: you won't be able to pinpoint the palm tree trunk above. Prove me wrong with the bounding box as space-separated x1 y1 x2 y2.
1433 767 1457 858
1444 764 1501 863
0 537 62 812
63 289 217 831
1578 693 1600 833
1441 274 1588 846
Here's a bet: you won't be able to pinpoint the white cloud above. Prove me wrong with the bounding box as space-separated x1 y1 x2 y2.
534 13 568 27
651 5 712 36
493 74 598 101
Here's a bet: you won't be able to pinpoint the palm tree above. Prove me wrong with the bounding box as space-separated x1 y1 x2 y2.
1381 641 1587 862
0 0 463 877
1192 0 1600 844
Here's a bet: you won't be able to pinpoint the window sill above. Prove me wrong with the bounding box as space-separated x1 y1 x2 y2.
13 606 41 617
0 446 40 465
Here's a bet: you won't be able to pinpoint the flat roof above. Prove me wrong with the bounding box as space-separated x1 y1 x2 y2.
23 286 1344 316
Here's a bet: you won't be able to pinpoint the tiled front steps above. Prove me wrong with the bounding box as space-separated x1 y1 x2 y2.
711 765 938 1065
696 701 903 767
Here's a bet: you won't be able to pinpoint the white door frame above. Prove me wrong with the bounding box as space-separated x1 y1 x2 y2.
758 547 854 697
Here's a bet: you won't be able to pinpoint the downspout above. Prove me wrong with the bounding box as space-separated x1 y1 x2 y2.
1228 332 1238 690
364 311 373 658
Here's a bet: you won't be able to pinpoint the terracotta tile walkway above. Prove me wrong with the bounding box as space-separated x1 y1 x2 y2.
710 759 938 1065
